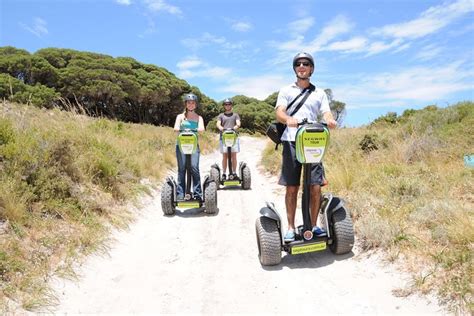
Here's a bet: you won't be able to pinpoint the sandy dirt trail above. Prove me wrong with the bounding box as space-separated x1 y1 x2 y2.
51 136 444 315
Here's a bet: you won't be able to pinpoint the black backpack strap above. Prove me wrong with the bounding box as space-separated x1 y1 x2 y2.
285 89 306 111
288 83 315 116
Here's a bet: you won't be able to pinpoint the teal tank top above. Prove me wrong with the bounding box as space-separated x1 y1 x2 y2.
180 119 199 131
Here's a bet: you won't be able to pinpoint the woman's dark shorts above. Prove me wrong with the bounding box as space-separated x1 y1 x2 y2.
278 141 325 186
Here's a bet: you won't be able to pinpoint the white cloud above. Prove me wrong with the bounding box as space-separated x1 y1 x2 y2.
20 17 48 38
308 15 353 51
220 75 288 100
414 44 443 61
268 16 351 66
177 56 231 80
365 39 404 56
326 37 368 53
373 0 474 40
138 15 157 37
181 32 226 50
288 17 314 35
180 32 249 59
269 36 305 52
143 0 182 15
232 21 252 32
271 0 473 60
116 0 132 5
179 66 232 79
177 56 204 70
334 61 473 108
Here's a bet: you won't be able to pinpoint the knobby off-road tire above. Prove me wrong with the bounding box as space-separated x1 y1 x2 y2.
161 181 175 216
210 166 220 186
204 181 218 214
329 207 354 255
241 165 251 190
255 216 281 266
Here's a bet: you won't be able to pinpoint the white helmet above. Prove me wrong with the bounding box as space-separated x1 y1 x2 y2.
184 93 198 103
293 52 314 78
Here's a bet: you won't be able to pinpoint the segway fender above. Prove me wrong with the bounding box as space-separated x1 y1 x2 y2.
211 163 221 173
326 196 345 218
203 175 211 187
259 202 282 223
321 193 345 239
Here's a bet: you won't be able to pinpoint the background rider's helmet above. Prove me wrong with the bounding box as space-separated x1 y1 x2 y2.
223 98 233 106
184 93 199 105
292 52 314 76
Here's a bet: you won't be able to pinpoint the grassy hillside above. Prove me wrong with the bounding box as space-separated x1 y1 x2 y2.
0 101 216 312
261 101 473 313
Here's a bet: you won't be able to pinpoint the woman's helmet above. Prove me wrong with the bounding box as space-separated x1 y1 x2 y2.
293 52 314 77
184 93 198 103
223 98 233 106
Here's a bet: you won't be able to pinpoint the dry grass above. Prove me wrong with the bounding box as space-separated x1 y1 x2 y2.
0 101 217 313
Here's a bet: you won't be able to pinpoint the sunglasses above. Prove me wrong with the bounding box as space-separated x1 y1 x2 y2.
294 61 311 67
224 103 233 106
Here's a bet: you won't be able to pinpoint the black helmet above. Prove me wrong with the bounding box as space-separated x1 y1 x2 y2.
223 98 233 105
184 93 198 103
293 52 314 68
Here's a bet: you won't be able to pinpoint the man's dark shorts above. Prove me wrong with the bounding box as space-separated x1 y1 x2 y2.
278 141 325 186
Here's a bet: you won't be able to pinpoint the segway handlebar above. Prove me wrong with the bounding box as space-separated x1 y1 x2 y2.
220 128 239 135
180 128 198 133
297 119 328 127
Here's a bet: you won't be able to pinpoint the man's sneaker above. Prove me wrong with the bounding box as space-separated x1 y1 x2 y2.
284 229 295 242
222 174 227 181
312 226 327 237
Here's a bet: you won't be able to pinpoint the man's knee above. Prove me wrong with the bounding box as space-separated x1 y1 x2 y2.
286 185 299 197
311 184 321 195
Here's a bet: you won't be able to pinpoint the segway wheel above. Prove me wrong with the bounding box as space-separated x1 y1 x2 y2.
161 181 176 216
204 181 218 214
255 217 281 266
241 165 251 190
329 207 354 255
210 166 220 185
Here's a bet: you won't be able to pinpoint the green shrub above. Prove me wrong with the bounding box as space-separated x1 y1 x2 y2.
12 84 59 108
0 118 15 146
372 111 399 125
359 133 380 153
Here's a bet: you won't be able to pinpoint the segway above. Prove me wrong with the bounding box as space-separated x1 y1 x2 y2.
209 129 251 189
255 120 354 266
161 129 218 215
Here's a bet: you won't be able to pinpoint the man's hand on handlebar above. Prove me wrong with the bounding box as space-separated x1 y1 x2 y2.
286 116 298 127
326 118 337 129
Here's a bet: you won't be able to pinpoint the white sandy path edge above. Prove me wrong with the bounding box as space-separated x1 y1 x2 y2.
46 135 446 315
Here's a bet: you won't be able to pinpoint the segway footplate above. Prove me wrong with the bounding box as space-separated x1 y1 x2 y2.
290 241 327 255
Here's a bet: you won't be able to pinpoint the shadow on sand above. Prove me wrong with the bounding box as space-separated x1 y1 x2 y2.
261 249 355 271
163 207 220 218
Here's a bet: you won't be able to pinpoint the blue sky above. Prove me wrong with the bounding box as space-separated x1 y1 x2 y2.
1 0 473 126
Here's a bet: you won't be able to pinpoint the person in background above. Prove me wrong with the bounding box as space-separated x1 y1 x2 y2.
216 98 241 180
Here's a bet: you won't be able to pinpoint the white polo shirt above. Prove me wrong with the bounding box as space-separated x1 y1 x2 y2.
275 82 330 142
